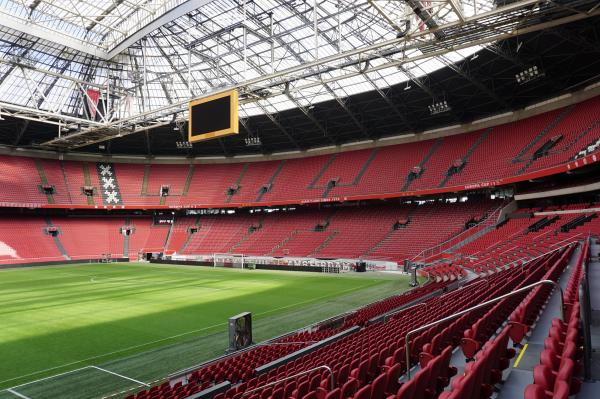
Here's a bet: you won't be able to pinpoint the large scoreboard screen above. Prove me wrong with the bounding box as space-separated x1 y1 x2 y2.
188 89 239 142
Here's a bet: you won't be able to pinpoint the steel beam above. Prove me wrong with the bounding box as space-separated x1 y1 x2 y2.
19 0 598 149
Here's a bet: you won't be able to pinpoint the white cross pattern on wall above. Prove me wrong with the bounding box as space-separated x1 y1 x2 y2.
96 163 122 205
105 191 120 204
99 164 113 176
102 177 115 190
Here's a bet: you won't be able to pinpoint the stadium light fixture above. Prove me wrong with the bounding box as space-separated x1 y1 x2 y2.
245 136 262 146
515 65 544 84
428 100 451 115
175 141 193 149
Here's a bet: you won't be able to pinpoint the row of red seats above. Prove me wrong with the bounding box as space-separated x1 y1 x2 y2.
0 200 494 265
418 264 466 282
441 324 516 399
127 278 448 399
178 201 494 261
456 205 599 275
341 282 446 327
463 246 573 360
524 238 588 399
2 97 600 208
217 252 565 399
438 245 576 398
126 242 574 399
387 345 456 399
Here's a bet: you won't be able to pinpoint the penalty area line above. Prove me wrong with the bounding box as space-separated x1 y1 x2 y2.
90 366 150 387
6 388 32 399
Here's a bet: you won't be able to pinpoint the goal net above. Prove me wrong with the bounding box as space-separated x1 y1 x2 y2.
213 253 245 269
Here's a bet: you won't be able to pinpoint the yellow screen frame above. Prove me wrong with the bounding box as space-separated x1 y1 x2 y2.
188 89 239 143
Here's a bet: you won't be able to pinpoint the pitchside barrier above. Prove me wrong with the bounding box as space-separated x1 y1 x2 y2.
168 254 401 273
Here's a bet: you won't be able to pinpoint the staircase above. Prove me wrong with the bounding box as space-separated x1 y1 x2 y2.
179 233 193 254
163 221 174 252
351 148 379 185
512 105 573 162
363 229 397 256
561 117 600 153
268 230 299 256
229 229 255 253
320 148 380 197
179 216 201 253
44 216 70 260
256 160 286 202
182 164 195 196
559 213 598 233
308 155 337 189
82 163 95 205
321 180 337 198
35 159 54 204
123 217 130 257
59 161 73 204
309 231 339 256
527 216 559 233
438 128 492 188
225 163 249 203
402 138 442 191
141 164 150 195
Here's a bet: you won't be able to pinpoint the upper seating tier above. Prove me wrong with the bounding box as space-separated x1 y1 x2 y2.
0 96 599 209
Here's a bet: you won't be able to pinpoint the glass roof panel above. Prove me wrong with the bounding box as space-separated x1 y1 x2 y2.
0 0 495 123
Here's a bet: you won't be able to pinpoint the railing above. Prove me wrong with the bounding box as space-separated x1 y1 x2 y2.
165 277 426 384
579 236 593 380
412 205 503 263
467 227 571 270
241 365 335 396
404 279 564 379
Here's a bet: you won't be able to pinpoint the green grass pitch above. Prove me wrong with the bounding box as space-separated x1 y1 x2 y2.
0 263 412 398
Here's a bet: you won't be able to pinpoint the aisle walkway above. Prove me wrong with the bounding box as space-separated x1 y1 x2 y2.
578 238 600 397
496 243 581 398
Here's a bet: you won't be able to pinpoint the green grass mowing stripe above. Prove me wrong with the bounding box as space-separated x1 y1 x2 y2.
0 263 389 389
0 282 371 387
5 278 411 399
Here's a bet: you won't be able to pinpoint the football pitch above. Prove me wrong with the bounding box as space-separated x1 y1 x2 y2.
0 263 413 399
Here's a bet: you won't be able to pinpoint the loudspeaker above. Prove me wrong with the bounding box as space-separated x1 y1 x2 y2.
356 261 367 272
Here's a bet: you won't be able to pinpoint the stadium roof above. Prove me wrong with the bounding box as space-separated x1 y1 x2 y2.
0 0 599 154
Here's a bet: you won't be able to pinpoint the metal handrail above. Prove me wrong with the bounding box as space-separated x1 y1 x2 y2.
241 365 334 396
404 279 564 379
412 205 503 262
470 239 577 271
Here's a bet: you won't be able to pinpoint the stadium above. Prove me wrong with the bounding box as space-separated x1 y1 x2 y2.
0 0 599 398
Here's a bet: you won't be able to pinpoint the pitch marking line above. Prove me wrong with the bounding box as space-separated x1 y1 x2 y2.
90 366 149 387
6 388 31 399
3 366 94 391
0 284 368 387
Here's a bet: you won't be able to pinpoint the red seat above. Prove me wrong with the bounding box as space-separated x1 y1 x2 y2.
340 379 359 399
353 385 371 399
325 388 341 399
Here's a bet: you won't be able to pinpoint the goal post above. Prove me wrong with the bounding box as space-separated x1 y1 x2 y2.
213 253 245 269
